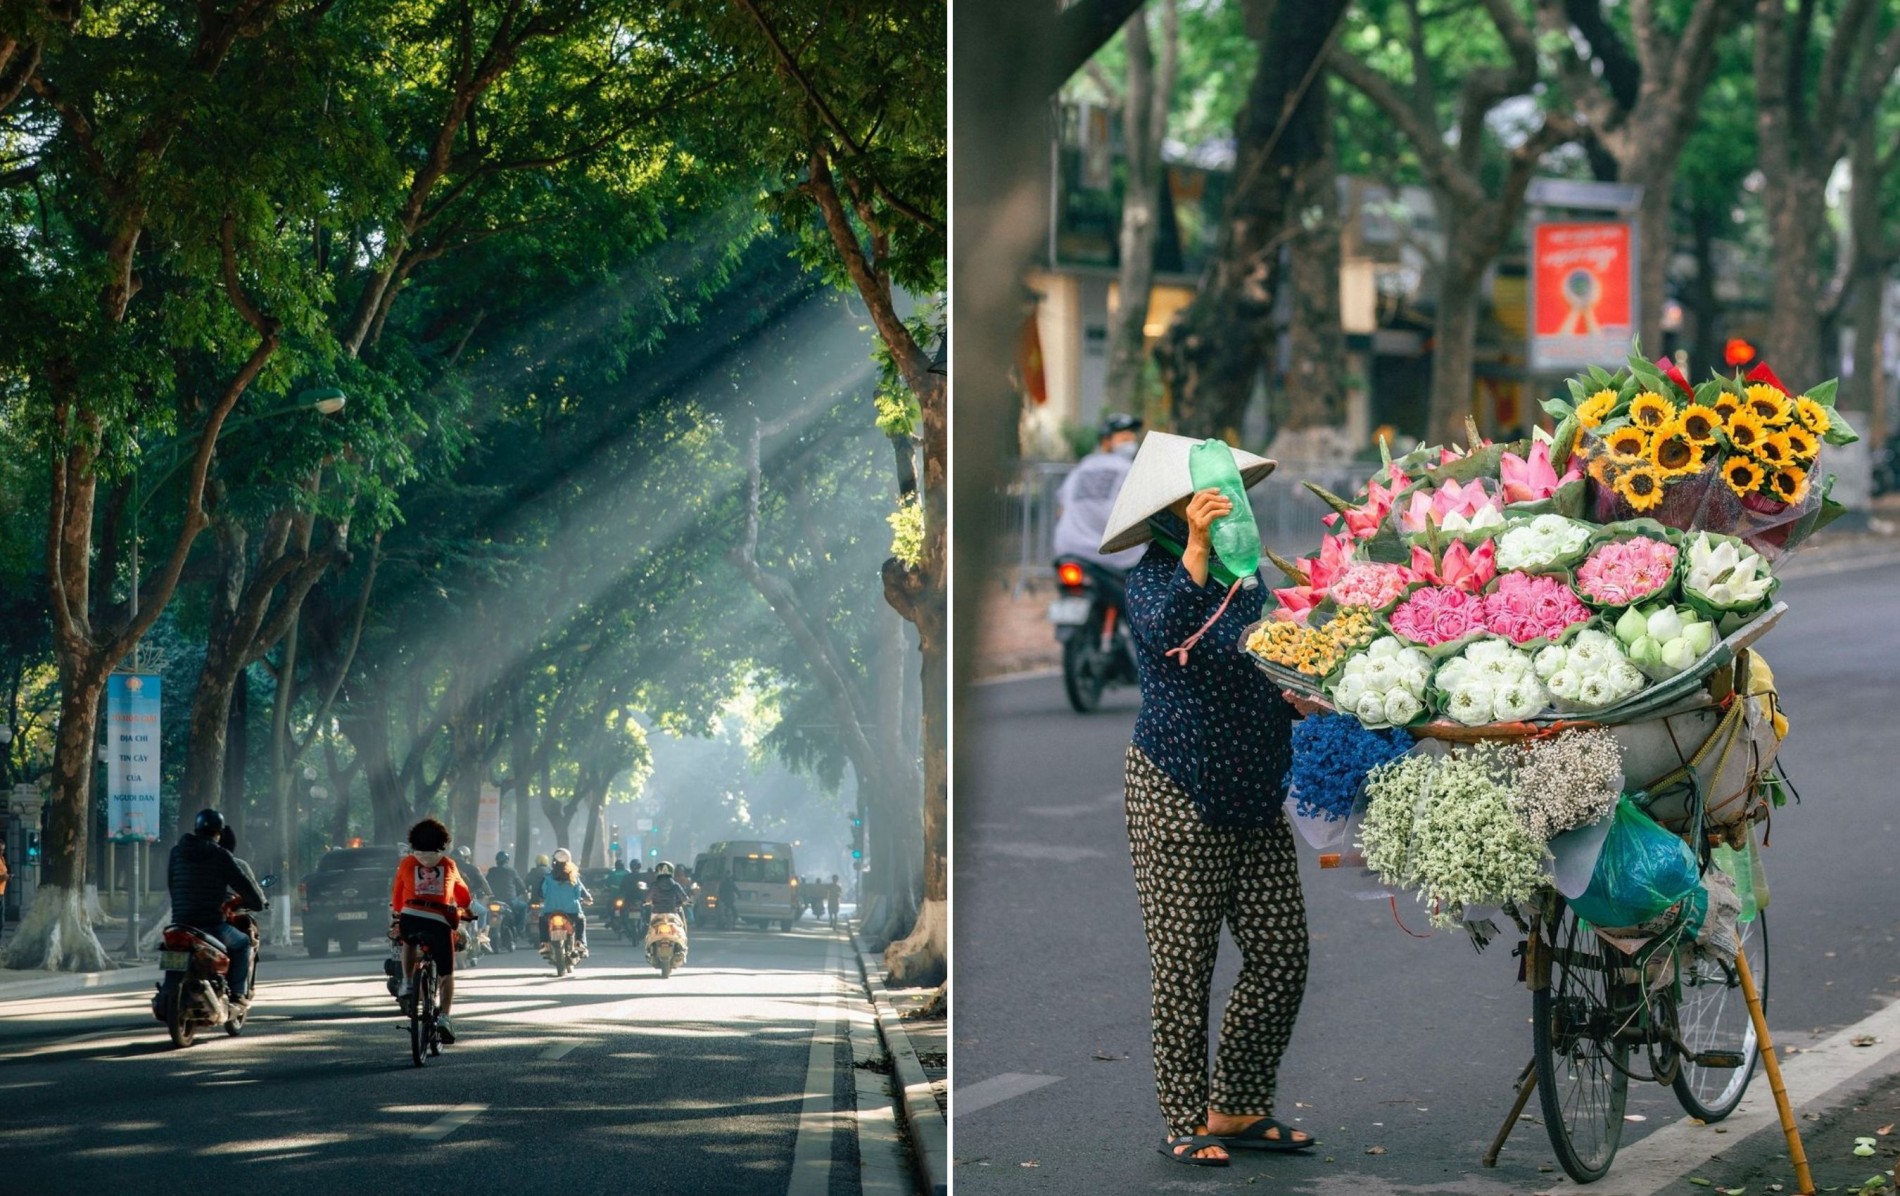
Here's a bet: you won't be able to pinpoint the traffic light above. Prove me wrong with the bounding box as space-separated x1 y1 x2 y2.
849 815 864 861
610 824 621 856
648 846 659 858
24 830 40 865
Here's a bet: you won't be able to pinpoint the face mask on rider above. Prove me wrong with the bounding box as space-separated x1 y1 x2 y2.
1112 440 1138 460
413 851 444 867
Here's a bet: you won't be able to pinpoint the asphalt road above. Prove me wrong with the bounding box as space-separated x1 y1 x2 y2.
0 921 864 1194
952 558 1900 1193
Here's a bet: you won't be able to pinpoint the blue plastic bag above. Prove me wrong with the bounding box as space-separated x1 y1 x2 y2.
1567 796 1700 929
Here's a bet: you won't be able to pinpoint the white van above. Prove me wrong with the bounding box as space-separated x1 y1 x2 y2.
694 840 799 931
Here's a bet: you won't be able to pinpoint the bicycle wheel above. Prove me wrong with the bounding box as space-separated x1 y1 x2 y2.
409 959 432 1068
1534 897 1630 1184
1673 912 1769 1122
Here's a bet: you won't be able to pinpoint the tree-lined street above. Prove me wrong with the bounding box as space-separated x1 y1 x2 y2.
954 554 1900 1193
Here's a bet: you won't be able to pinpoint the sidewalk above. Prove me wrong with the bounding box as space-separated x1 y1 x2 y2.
852 927 948 1196
1696 1069 1900 1196
0 915 303 1002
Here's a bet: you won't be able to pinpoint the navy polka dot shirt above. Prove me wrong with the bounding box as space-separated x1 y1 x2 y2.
1125 534 1294 828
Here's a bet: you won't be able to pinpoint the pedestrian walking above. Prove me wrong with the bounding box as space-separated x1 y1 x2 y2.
825 874 840 929
1098 432 1318 1168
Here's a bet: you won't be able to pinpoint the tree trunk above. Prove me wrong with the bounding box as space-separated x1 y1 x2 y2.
1100 0 1178 416
182 519 250 811
1687 202 1724 378
224 667 250 834
1847 123 1890 444
1760 170 1829 387
1633 161 1676 353
1430 255 1484 446
1157 0 1348 439
883 594 947 985
5 665 112 971
1283 95 1346 432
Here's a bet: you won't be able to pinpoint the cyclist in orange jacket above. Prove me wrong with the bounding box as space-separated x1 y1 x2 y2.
390 818 474 1043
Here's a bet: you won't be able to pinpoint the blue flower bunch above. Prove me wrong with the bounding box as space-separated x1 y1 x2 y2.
1289 713 1415 821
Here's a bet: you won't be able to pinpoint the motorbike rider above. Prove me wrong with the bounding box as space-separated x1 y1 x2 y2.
604 856 632 931
523 853 552 905
537 849 591 957
1052 413 1146 572
486 850 529 934
455 846 494 949
167 810 265 1007
643 861 691 923
389 818 474 1044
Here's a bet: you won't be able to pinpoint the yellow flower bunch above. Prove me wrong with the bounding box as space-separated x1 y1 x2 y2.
1323 607 1379 654
1575 389 1618 430
1247 620 1341 677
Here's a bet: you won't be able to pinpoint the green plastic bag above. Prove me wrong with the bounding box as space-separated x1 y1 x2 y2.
1188 438 1261 588
1711 843 1757 924
1568 797 1700 929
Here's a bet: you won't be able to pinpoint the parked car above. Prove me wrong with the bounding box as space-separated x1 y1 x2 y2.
300 845 403 958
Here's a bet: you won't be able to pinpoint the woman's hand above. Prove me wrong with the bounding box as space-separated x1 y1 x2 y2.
1181 488 1230 586
1183 488 1232 547
1281 689 1331 717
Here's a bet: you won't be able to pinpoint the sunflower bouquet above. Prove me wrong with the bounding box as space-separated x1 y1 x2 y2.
1542 351 1855 556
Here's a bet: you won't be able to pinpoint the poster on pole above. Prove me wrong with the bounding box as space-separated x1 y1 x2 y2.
475 784 501 872
106 673 161 842
1529 221 1637 371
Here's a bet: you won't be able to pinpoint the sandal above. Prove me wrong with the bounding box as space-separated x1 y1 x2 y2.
1217 1117 1317 1152
1157 1133 1230 1167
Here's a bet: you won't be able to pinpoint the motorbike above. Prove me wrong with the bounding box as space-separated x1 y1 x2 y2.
542 910 584 976
611 896 642 944
485 899 515 953
1050 555 1136 713
153 878 272 1048
644 911 688 979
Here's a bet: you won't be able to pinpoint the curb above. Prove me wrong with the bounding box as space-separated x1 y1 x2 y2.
851 928 948 1196
0 962 159 1001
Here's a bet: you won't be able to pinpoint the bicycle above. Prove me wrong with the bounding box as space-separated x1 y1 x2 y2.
399 912 471 1068
1488 822 1770 1183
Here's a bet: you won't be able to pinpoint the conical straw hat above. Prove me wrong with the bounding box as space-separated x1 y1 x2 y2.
1098 431 1276 554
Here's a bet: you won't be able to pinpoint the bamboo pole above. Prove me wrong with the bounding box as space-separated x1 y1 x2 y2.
1482 1058 1538 1168
1735 949 1813 1195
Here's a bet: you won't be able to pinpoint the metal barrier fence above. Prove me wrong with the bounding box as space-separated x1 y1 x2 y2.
994 458 1380 595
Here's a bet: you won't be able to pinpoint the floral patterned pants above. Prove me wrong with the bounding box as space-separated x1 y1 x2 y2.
1124 746 1310 1138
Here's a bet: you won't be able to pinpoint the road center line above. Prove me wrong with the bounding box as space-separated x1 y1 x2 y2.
413 1103 486 1142
541 1041 578 1060
953 1072 1063 1117
785 936 843 1196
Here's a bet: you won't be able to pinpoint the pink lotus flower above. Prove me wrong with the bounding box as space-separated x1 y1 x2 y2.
1499 439 1583 505
1577 536 1678 606
1323 465 1411 541
1390 585 1486 646
1407 538 1497 594
1483 571 1588 643
1271 587 1322 624
1327 562 1413 610
1271 534 1357 620
1397 477 1501 534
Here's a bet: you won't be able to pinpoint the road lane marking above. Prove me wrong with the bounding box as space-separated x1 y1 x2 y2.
540 1041 578 1060
953 1072 1063 1117
414 1103 487 1142
785 936 843 1196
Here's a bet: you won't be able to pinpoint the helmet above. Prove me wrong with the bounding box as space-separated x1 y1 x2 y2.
1100 412 1143 439
456 846 472 860
192 809 225 838
535 854 550 867
552 848 572 864
655 861 674 877
495 851 510 866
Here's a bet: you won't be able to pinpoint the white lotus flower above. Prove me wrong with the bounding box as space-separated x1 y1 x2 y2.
1681 621 1715 656
1659 638 1697 673
1446 687 1491 725
1568 638 1610 676
1534 645 1566 679
1577 675 1614 707
1356 693 1389 726
1614 606 1649 647
1436 658 1472 690
1384 689 1424 726
1608 661 1645 693
1548 668 1582 700
1367 636 1402 659
1332 675 1366 710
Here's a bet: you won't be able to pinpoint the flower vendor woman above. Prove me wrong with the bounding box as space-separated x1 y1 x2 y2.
1096 431 1318 1168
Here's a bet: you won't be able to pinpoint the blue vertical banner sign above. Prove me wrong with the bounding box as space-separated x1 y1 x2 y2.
107 673 162 842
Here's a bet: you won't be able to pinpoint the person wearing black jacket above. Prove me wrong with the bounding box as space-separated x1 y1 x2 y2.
644 862 690 916
487 851 528 934
169 810 265 1004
